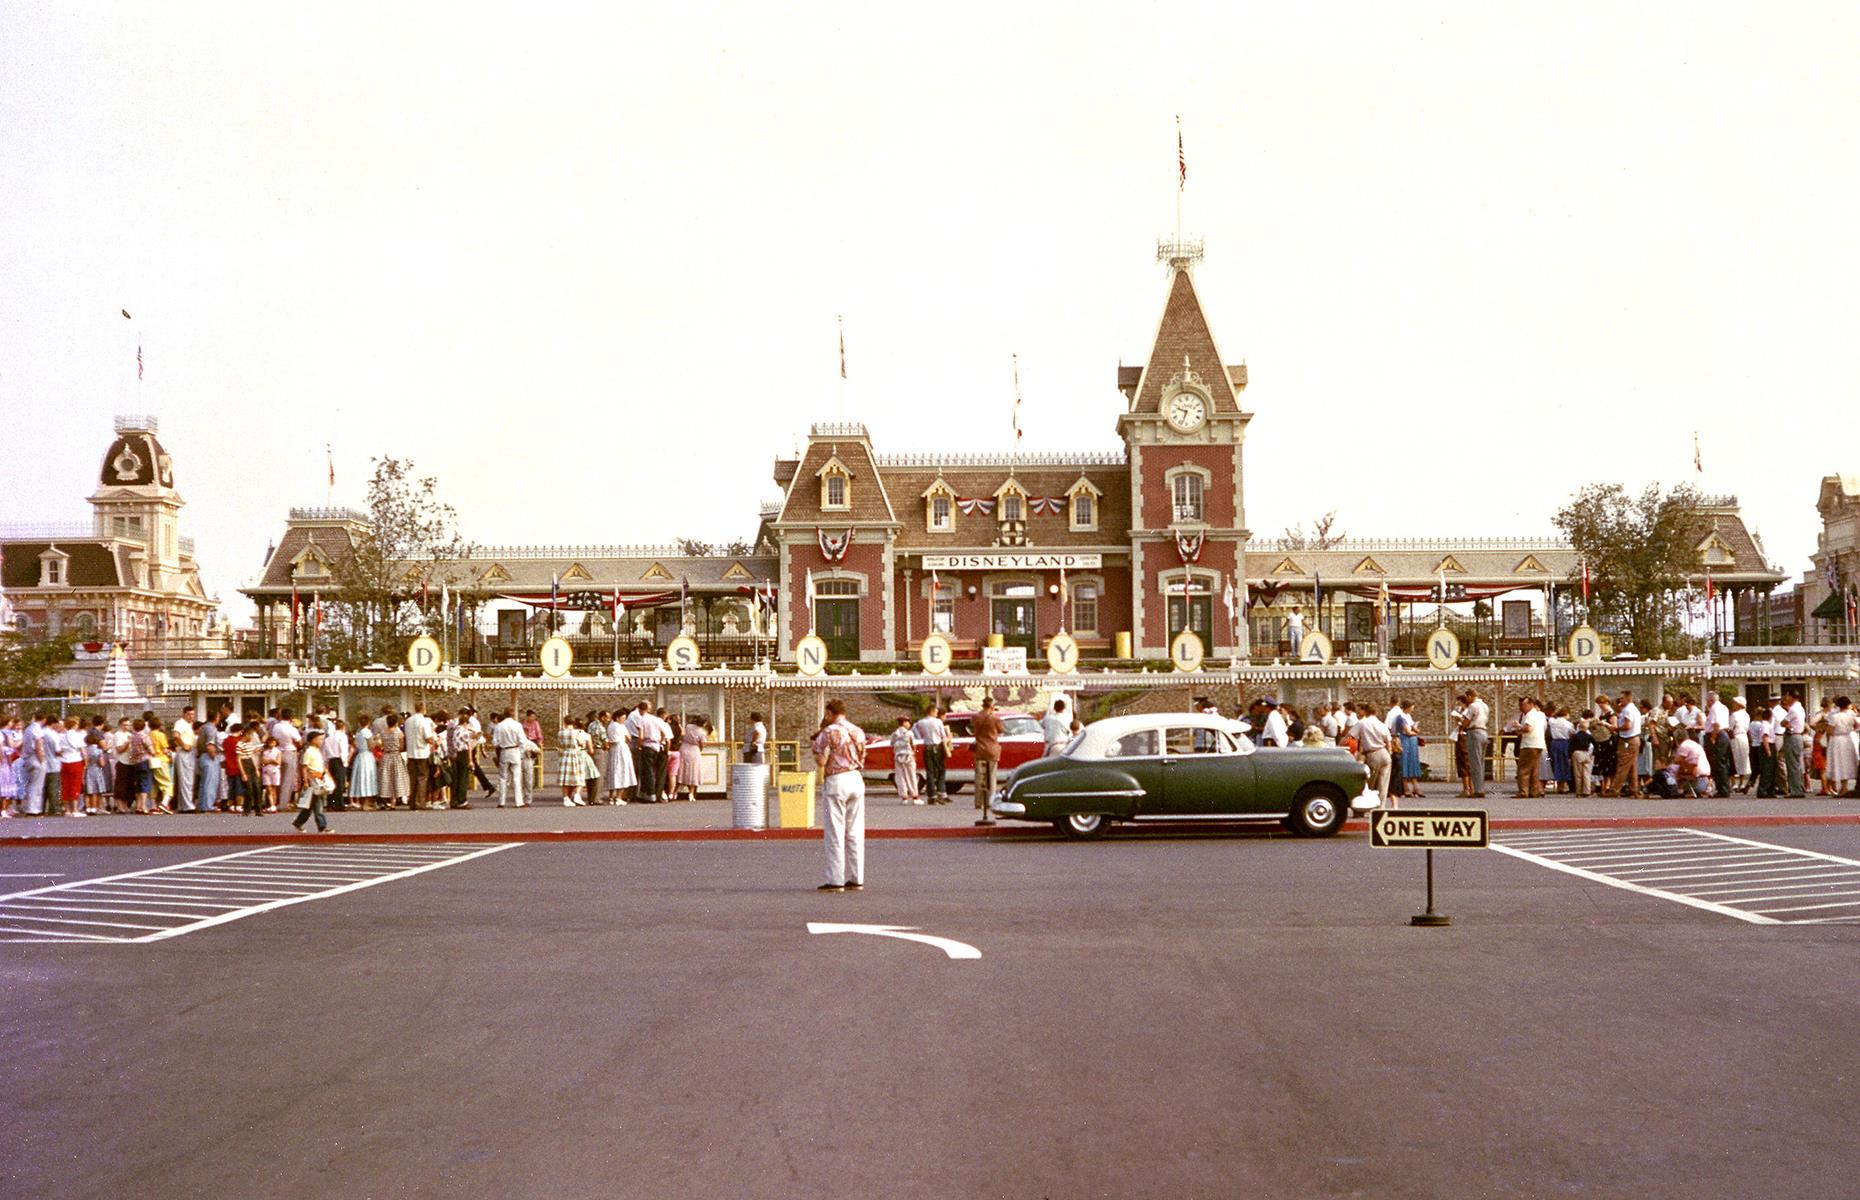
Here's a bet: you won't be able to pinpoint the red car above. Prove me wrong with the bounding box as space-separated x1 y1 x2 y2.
862 710 1047 792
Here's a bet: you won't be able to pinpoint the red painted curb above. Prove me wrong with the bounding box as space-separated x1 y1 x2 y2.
3 812 1858 848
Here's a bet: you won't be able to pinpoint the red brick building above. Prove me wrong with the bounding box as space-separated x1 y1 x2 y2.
767 254 1251 663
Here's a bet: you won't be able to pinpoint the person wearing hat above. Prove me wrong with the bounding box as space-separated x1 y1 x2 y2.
1729 696 1751 794
1258 696 1288 748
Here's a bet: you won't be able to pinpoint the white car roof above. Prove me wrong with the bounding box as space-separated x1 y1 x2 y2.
1072 712 1235 756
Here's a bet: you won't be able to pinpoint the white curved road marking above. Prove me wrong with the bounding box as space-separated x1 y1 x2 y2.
807 922 982 959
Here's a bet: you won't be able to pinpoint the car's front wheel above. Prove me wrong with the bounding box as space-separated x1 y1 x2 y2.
1055 812 1110 840
1288 785 1347 837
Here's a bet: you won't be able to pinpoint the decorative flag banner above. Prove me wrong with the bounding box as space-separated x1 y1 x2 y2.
1249 581 1284 609
817 527 852 562
314 596 323 635
1175 530 1204 564
838 315 847 380
1693 431 1703 475
805 569 817 619
327 444 336 489
1582 558 1591 605
1177 115 1186 190
291 580 302 633
1222 575 1236 615
1027 496 1065 515
1313 571 1323 615
137 344 144 380
955 497 997 516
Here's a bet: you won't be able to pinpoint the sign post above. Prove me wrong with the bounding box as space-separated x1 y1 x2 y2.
1368 809 1488 926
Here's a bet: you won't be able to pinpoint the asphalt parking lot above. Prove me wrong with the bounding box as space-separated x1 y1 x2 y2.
3 827 1857 1199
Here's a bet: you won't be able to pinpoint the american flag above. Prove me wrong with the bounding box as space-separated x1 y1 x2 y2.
838 315 846 380
1177 116 1186 190
1012 353 1022 446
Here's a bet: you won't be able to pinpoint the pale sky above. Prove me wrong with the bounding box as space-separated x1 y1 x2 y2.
3 3 1857 620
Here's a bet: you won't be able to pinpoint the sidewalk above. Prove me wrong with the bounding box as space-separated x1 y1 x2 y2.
7 781 1860 845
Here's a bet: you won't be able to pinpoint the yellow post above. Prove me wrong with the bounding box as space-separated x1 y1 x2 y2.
1114 631 1133 659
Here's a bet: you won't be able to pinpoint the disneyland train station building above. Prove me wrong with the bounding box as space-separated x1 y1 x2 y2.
13 246 1858 760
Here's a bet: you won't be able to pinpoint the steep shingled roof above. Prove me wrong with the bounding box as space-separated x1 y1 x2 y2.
1128 268 1244 417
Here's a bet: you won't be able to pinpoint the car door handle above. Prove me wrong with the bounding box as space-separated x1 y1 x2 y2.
1160 758 1177 765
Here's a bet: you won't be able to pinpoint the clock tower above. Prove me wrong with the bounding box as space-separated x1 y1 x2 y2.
1117 240 1252 657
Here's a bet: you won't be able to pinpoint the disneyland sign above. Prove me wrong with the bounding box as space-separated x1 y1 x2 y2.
921 553 1102 571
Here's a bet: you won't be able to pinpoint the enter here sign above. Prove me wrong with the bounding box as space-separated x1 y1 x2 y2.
1369 810 1489 849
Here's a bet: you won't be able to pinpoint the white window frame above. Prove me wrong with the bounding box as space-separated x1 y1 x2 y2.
1164 464 1211 525
822 470 849 511
1065 477 1102 532
928 492 953 532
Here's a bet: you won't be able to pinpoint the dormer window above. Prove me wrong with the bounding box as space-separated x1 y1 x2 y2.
39 549 69 587
994 477 1029 523
1065 476 1103 532
922 478 956 532
816 453 853 512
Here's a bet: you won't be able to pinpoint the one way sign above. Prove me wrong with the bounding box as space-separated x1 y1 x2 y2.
1369 809 1488 849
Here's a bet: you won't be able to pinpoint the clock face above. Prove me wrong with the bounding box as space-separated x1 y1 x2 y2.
1166 392 1207 432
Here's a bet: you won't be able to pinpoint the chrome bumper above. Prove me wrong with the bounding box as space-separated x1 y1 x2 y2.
990 794 1026 816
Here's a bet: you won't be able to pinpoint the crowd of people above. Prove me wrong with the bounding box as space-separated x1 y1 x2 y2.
0 700 744 824
7 687 1858 824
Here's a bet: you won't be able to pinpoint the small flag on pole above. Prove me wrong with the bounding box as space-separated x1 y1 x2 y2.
1222 574 1235 615
121 309 132 320
1012 353 1022 447
838 315 846 380
327 444 335 489
1176 115 1186 190
137 344 143 380
1693 431 1703 475
1581 558 1591 605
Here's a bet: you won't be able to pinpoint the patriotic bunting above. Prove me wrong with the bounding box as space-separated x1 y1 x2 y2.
1175 530 1204 564
955 497 996 516
817 528 852 562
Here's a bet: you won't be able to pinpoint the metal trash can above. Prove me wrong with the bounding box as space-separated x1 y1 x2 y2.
729 763 768 830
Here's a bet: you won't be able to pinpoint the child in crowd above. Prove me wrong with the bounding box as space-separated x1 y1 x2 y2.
260 736 282 813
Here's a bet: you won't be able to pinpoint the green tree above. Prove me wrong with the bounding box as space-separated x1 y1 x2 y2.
320 458 472 666
0 632 76 698
1553 482 1705 658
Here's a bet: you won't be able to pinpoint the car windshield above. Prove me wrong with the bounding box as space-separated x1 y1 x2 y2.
1002 717 1040 737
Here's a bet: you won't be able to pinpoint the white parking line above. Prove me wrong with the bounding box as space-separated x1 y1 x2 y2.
0 843 518 944
1495 828 1860 925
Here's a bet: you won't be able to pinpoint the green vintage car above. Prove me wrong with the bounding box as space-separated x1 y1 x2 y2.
988 712 1380 839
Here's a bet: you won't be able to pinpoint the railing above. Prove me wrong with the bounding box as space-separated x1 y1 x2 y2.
465 543 758 560
875 450 1126 468
114 414 159 434
287 506 370 523
810 422 869 438
1245 535 1571 552
0 522 195 557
